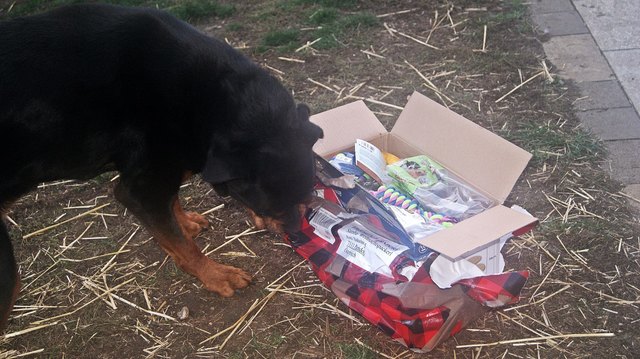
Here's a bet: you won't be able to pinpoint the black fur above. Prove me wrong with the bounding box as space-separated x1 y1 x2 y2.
0 3 322 330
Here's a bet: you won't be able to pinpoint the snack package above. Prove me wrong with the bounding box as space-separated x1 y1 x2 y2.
329 152 363 177
329 151 380 190
383 152 401 165
387 155 443 194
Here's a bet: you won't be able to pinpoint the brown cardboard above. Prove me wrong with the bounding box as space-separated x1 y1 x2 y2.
417 205 536 259
391 92 532 203
310 91 538 260
310 100 387 158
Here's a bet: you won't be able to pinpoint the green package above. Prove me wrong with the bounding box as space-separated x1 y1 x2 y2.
387 155 444 195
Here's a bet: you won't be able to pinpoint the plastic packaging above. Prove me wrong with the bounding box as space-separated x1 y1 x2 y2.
413 169 493 221
387 154 493 221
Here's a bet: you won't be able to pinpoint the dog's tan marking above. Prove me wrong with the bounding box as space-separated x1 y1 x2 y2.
150 227 251 297
172 198 209 240
245 206 306 233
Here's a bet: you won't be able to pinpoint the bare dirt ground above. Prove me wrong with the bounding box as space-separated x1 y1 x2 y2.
1 1 639 358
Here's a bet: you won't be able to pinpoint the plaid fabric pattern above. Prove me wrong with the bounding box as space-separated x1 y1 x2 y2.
285 183 530 351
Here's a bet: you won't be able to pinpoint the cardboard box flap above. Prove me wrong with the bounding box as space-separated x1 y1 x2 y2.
417 205 538 259
391 92 532 203
310 100 387 157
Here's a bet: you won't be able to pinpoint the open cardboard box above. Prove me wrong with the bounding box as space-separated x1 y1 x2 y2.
310 91 538 261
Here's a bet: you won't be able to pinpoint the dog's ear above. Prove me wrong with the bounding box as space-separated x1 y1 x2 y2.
302 121 323 145
297 103 310 121
296 103 323 145
201 152 249 184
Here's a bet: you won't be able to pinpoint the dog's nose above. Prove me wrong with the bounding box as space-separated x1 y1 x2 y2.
283 218 302 233
281 205 306 233
246 205 305 234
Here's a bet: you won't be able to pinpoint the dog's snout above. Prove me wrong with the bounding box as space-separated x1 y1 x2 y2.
282 216 302 233
245 205 306 234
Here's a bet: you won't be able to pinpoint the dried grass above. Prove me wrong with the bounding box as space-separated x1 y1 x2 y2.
2 2 639 358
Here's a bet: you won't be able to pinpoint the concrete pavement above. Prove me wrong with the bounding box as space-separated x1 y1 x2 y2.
529 0 640 206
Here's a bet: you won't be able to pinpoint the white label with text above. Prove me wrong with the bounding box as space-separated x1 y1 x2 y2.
337 222 408 276
309 208 342 244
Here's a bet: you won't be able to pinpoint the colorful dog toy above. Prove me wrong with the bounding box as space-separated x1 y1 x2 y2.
370 185 456 227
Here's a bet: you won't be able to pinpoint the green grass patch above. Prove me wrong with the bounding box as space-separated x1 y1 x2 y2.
262 28 300 46
308 7 338 25
166 0 235 20
226 22 244 31
472 0 534 34
292 0 357 9
1 0 84 17
242 332 287 353
341 12 379 28
538 217 629 243
491 0 526 23
310 11 378 49
337 343 376 359
505 122 604 165
2 0 235 20
256 0 377 52
260 28 301 52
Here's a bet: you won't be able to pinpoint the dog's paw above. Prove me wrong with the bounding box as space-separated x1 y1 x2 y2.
177 211 209 239
246 208 285 233
200 262 252 297
185 211 209 228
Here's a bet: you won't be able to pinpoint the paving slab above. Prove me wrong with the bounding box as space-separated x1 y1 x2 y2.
575 80 631 111
531 11 589 36
573 0 640 51
528 0 575 13
578 107 640 140
624 184 640 198
543 34 614 82
622 184 640 213
603 139 640 184
530 1 640 188
604 49 640 112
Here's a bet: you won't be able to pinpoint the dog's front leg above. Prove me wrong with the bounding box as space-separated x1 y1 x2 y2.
114 176 251 297
0 220 20 332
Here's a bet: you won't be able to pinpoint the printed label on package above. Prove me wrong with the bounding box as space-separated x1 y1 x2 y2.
309 208 342 244
337 221 409 277
355 139 389 183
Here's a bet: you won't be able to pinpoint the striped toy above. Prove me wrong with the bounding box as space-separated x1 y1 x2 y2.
370 185 456 226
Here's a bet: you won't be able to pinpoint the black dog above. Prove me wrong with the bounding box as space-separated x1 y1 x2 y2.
0 4 322 331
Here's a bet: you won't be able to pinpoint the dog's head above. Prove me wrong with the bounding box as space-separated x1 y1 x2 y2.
202 74 323 233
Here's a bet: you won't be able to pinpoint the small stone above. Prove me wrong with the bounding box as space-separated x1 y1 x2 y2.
177 306 189 320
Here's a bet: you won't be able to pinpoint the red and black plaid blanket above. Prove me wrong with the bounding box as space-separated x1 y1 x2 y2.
285 183 529 352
